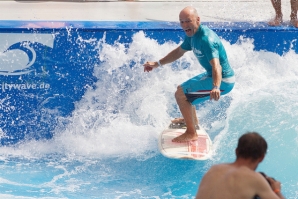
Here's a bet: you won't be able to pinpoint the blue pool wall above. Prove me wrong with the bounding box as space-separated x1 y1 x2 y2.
0 21 297 145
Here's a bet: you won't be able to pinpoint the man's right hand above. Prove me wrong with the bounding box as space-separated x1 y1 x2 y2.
143 61 158 72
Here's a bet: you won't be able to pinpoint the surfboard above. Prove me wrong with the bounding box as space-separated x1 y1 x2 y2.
158 124 212 160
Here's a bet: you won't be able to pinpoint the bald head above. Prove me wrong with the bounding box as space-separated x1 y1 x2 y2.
179 6 199 19
179 6 200 37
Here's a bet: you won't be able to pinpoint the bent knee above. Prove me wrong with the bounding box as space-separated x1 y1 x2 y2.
175 86 187 101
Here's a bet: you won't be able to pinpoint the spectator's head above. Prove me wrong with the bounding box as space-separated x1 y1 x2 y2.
236 132 268 161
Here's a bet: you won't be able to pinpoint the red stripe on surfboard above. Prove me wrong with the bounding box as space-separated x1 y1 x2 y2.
188 135 208 158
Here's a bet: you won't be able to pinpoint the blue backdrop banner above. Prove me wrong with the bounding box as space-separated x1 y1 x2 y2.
0 21 297 145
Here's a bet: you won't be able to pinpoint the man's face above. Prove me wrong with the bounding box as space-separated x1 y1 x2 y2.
179 14 200 37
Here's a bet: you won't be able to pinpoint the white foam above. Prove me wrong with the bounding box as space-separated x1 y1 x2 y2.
0 31 298 165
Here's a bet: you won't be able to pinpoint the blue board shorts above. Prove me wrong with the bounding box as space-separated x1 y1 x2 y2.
180 72 235 105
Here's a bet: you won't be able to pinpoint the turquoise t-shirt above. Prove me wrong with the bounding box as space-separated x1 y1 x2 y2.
180 25 234 78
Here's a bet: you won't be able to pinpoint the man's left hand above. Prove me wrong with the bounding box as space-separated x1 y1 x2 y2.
210 88 220 101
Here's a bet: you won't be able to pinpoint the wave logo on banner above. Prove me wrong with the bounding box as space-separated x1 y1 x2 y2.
0 33 54 76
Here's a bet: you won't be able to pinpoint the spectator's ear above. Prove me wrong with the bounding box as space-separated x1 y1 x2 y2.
235 148 239 156
258 154 265 163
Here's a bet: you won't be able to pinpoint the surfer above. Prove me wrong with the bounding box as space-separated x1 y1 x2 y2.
195 132 286 199
143 6 235 142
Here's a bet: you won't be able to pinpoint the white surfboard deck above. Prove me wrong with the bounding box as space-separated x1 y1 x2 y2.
158 124 212 160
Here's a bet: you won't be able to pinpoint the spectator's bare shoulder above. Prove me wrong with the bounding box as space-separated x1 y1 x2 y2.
201 163 232 181
233 166 262 181
207 163 230 173
199 164 227 180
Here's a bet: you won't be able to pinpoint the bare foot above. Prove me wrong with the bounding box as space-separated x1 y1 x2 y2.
171 118 185 123
171 117 199 125
268 17 282 26
290 19 298 28
172 131 198 143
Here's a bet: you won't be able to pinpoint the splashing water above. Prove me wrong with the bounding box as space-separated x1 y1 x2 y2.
0 31 298 198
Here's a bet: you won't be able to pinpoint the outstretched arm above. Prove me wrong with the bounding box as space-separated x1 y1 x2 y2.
143 46 187 72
